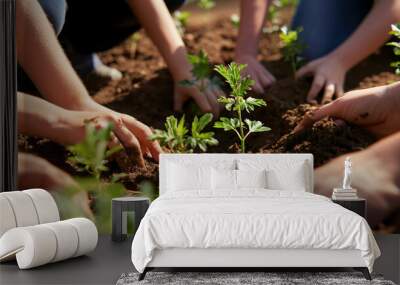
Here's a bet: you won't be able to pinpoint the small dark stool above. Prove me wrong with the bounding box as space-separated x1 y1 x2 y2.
112 197 150 242
332 198 366 218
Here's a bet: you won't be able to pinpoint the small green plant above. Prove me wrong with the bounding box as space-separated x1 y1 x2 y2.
65 122 127 233
387 24 400 75
279 26 304 76
128 32 141 58
173 10 191 35
214 63 270 153
150 113 218 153
230 14 240 29
198 0 215 10
67 123 123 180
181 50 220 92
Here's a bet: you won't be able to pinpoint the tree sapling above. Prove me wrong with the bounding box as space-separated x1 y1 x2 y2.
214 63 270 153
279 26 304 76
150 113 218 153
129 32 141 58
230 14 240 29
387 24 400 75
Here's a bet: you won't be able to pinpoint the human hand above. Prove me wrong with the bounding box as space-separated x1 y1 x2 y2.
294 83 400 137
296 54 347 104
234 53 276 94
174 78 223 118
314 132 400 226
62 109 162 168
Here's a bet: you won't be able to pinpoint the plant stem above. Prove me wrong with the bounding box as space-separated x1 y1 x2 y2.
237 104 245 153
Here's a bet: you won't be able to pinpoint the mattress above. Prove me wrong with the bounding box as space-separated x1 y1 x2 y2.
131 190 380 273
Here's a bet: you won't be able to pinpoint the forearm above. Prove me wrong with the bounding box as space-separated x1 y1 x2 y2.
331 0 400 70
16 0 95 110
235 0 269 56
127 0 191 81
18 92 85 145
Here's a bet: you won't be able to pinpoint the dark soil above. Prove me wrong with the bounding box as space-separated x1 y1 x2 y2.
19 18 399 191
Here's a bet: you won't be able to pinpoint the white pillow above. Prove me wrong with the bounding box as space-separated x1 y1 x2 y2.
237 159 309 191
236 169 267 189
212 168 237 190
167 162 212 191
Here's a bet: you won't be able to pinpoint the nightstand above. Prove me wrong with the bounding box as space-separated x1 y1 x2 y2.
332 198 366 218
112 197 150 242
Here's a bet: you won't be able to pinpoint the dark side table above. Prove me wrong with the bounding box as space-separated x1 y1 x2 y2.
112 197 150 242
332 198 366 218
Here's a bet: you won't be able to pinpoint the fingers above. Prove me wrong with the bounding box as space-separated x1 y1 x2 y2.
254 64 276 90
307 74 325 103
121 116 163 162
112 118 145 168
173 91 185 112
322 82 335 104
293 100 340 133
296 61 315 79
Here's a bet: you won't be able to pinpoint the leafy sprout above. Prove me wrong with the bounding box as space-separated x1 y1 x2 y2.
64 122 129 233
198 0 215 10
181 50 220 92
173 10 191 35
387 24 400 75
67 123 122 180
214 63 270 153
150 113 218 153
279 26 305 76
230 14 240 29
129 32 141 58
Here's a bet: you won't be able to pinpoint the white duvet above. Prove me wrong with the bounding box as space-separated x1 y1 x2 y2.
131 190 380 273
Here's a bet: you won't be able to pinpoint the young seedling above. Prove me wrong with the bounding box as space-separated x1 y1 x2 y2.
181 50 220 92
230 14 240 29
67 122 123 180
65 122 127 233
173 10 191 36
387 24 400 74
129 32 141 58
150 113 218 153
279 26 304 76
214 63 270 153
198 0 215 10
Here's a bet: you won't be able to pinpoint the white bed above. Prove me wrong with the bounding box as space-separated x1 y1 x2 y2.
131 154 380 280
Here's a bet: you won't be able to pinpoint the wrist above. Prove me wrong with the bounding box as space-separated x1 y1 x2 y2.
235 46 258 60
328 49 356 71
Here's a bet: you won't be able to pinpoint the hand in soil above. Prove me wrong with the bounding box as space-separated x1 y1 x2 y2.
296 53 346 104
314 131 400 227
294 82 400 138
234 54 276 94
174 79 223 118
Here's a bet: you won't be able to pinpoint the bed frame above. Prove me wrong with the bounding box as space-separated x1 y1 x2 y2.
139 154 371 281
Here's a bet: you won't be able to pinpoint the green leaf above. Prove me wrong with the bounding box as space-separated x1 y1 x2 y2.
187 50 212 81
198 0 215 9
245 119 271 133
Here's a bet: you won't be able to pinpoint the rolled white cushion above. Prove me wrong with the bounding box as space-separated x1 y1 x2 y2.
0 192 39 227
0 226 57 269
0 218 97 269
0 196 17 237
42 221 79 262
64 218 98 257
23 189 60 223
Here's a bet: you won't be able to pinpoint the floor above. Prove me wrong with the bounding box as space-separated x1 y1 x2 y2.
1 234 399 285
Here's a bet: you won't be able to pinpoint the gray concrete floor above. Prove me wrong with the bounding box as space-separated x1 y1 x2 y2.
1 234 399 285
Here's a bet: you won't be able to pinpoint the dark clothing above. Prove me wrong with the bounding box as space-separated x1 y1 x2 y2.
292 0 374 60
